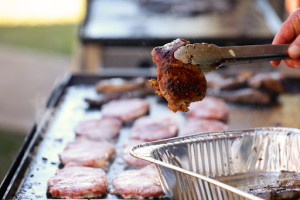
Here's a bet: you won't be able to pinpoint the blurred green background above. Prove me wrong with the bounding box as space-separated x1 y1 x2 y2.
0 0 84 182
0 25 77 55
0 130 26 181
0 24 77 182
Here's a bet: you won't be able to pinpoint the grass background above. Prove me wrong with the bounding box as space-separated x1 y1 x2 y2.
0 130 26 181
0 24 77 55
0 24 77 182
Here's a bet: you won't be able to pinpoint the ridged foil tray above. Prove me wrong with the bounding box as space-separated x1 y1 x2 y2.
131 127 300 200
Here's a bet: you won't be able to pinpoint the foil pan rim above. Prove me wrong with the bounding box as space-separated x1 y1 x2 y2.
130 127 300 200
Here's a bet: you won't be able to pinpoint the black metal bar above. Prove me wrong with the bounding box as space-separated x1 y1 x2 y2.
80 37 274 47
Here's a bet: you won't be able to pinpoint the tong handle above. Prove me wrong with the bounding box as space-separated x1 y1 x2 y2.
219 55 290 66
220 44 290 59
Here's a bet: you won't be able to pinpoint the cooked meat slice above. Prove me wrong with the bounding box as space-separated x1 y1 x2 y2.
96 77 146 94
149 38 207 113
236 70 256 81
130 116 178 141
101 98 150 122
47 166 108 199
248 72 284 93
75 118 121 141
59 139 115 168
206 72 227 89
122 140 150 167
207 70 255 91
187 96 229 122
112 164 164 199
218 88 272 105
179 118 228 137
85 90 147 107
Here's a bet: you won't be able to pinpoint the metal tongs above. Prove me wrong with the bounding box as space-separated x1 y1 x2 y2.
174 43 290 72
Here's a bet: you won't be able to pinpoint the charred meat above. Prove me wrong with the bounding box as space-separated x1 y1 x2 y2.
149 38 207 113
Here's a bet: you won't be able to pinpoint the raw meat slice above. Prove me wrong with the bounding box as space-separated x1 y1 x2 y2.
59 139 115 168
101 98 150 122
112 164 164 199
122 140 150 167
187 96 229 122
179 118 228 137
47 166 108 199
75 118 121 141
130 116 178 141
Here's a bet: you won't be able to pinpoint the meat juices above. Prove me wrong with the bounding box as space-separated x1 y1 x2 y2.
101 98 150 122
187 96 229 122
179 118 228 137
240 171 300 200
122 140 150 167
130 116 178 141
47 166 108 199
75 118 121 141
149 38 207 113
112 165 164 199
59 139 115 168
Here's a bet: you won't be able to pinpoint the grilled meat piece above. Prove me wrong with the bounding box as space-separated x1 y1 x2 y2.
47 166 108 199
206 72 227 89
248 72 284 93
122 139 150 167
218 88 272 105
101 98 150 122
179 118 228 137
111 164 164 199
75 118 121 141
96 77 146 94
59 139 115 168
130 116 178 141
85 90 147 107
187 96 229 122
149 38 207 113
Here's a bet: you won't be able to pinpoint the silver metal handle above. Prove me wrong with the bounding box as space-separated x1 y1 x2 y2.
219 44 290 59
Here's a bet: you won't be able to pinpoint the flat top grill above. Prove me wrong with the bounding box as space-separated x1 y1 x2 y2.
2 74 300 200
80 0 273 43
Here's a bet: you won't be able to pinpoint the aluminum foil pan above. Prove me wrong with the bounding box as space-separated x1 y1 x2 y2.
131 127 300 200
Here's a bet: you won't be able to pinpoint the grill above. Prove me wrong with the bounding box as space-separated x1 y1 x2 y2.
1 73 300 199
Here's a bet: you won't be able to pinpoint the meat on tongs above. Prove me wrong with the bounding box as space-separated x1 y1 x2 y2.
149 39 207 112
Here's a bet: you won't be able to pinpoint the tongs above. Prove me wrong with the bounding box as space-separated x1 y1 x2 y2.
174 43 290 72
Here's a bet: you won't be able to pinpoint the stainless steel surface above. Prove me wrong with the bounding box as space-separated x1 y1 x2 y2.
131 127 300 200
175 43 290 72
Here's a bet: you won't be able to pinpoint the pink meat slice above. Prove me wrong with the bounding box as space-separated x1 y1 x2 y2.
112 164 164 199
122 140 150 167
75 118 121 141
130 116 178 141
59 139 115 168
47 166 108 199
101 98 150 122
179 118 228 137
187 96 229 122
